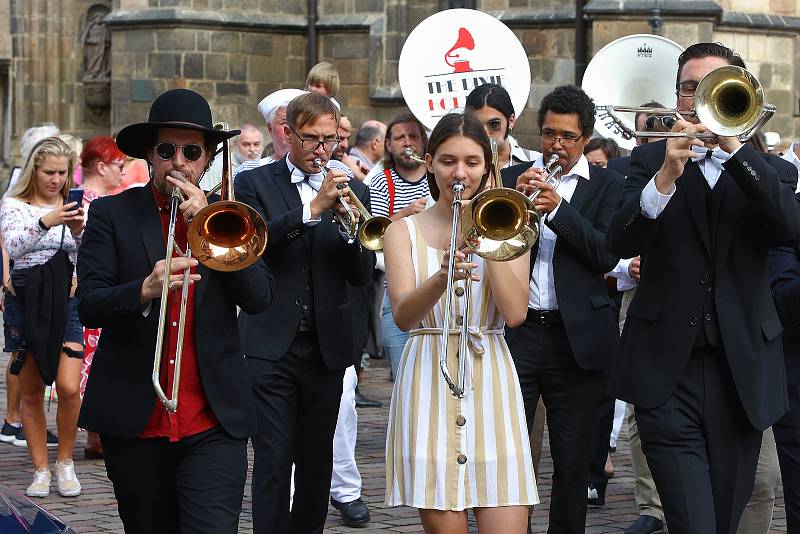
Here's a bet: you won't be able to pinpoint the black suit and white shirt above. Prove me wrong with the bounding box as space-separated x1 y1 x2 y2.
502 156 623 533
607 139 800 534
235 156 375 533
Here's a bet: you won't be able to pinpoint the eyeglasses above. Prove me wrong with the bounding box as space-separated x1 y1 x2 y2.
484 118 503 133
540 132 583 147
288 126 340 152
108 160 125 171
644 115 677 130
155 142 204 162
677 81 699 98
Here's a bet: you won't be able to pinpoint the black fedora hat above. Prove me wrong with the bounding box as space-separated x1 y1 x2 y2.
116 88 240 159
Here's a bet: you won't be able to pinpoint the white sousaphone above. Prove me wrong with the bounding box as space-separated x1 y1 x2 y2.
582 34 685 151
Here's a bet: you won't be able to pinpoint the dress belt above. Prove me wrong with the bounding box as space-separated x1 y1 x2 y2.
408 326 504 355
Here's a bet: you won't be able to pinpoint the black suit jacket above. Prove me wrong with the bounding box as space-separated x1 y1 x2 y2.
502 162 624 370
76 185 274 440
234 158 376 371
768 195 800 428
607 140 800 430
607 156 631 178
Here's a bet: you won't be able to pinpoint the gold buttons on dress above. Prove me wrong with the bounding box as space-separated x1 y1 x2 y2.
457 454 467 465
455 287 465 297
456 415 466 427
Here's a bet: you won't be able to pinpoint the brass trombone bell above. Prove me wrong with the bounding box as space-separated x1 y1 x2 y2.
605 66 775 141
187 123 268 272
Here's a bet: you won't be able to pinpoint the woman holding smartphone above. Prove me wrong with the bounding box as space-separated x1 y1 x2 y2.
384 113 538 533
1 137 85 498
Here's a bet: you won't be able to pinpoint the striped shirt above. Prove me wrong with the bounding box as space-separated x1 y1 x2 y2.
369 167 429 218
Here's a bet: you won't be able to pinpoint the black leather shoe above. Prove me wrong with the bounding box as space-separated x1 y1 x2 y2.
330 497 370 527
354 387 382 408
624 515 664 534
587 483 605 506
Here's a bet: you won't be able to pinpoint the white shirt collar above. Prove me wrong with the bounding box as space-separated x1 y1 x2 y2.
532 153 591 181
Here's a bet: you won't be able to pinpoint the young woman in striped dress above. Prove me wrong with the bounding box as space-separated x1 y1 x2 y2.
383 112 538 533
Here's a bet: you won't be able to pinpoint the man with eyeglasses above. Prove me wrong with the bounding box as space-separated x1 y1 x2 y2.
234 92 375 533
607 42 800 534
500 84 623 533
76 88 274 533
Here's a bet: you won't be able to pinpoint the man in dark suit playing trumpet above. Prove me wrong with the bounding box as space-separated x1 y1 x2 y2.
234 92 375 533
77 88 274 534
501 85 624 533
607 42 800 534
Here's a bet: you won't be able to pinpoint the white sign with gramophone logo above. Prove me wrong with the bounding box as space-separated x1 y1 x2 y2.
398 9 531 130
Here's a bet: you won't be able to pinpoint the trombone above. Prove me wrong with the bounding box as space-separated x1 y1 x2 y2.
152 123 268 414
604 65 775 141
313 158 392 251
440 180 472 398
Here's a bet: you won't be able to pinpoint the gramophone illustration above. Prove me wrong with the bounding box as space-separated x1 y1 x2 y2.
444 27 475 73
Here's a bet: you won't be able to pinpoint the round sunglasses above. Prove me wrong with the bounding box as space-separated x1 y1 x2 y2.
155 142 204 162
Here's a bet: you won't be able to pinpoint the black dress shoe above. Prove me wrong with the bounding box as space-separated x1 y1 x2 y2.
354 387 382 408
330 497 370 527
624 515 664 534
587 483 605 506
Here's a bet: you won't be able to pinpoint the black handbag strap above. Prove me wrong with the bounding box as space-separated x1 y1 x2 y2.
59 224 66 250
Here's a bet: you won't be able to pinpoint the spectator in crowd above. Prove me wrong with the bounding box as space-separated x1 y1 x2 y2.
1 137 85 498
306 61 340 98
334 116 368 181
584 138 620 168
5 122 61 198
350 120 387 175
234 88 307 178
232 124 263 173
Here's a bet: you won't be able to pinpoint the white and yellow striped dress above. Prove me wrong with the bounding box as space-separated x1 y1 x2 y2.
385 216 539 511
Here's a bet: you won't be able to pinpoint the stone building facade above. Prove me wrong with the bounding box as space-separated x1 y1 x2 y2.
2 0 800 171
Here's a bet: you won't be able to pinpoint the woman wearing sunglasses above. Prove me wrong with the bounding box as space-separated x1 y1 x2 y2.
465 83 540 170
0 137 85 498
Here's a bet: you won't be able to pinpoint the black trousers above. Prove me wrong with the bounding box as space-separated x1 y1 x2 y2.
100 426 247 534
508 312 602 534
635 349 761 534
774 423 800 532
587 375 615 493
248 332 345 534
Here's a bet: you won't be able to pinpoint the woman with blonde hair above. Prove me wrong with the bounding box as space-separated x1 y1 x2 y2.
1 137 85 498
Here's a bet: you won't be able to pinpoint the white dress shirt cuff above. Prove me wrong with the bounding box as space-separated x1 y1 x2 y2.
302 201 321 226
725 144 744 161
608 258 637 291
640 175 675 219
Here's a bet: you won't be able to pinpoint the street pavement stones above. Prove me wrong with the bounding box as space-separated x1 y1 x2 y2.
0 351 786 533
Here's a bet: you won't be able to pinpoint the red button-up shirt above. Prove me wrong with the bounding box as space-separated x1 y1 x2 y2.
139 184 218 442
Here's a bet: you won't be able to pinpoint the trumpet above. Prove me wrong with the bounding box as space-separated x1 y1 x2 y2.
604 65 775 141
440 180 472 398
402 147 426 163
153 124 268 414
313 158 392 249
314 157 359 240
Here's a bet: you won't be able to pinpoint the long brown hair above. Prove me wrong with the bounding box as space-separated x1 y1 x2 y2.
8 137 76 202
426 112 492 201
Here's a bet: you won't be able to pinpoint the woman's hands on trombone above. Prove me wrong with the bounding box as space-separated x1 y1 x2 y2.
439 243 479 284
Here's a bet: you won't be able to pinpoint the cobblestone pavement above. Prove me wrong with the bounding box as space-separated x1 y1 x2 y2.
0 352 787 533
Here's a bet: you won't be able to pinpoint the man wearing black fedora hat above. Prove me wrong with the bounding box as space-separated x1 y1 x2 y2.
76 88 274 534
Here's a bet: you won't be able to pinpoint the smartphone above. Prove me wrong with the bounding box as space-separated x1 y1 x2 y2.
66 188 84 208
